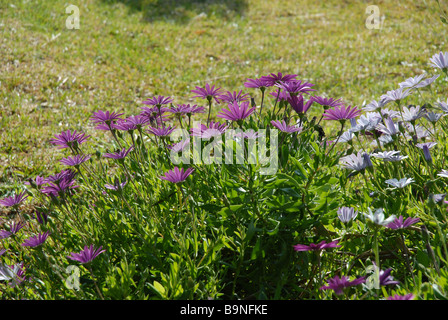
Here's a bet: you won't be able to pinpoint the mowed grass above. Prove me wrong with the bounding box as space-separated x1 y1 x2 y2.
0 0 447 192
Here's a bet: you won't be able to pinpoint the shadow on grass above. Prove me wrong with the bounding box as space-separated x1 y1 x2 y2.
101 0 248 23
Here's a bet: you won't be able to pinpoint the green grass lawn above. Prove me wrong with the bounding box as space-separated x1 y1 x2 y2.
1 0 447 192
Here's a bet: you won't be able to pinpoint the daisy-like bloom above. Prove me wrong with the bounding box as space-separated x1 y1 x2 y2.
60 154 91 167
320 275 366 296
385 177 414 189
363 208 396 227
90 110 124 130
44 169 77 184
104 178 127 191
371 150 408 162
399 74 426 89
103 146 134 160
0 191 28 208
387 293 415 300
275 80 315 95
380 88 412 105
167 138 190 153
350 112 382 133
337 207 358 223
67 245 106 264
33 211 48 225
259 72 298 87
400 105 425 122
424 111 444 123
50 129 90 150
429 51 448 71
142 95 173 108
191 121 227 139
41 175 79 198
217 100 256 122
22 231 50 248
322 105 362 122
293 240 341 252
438 169 448 178
378 268 400 286
0 221 25 240
25 175 46 188
270 120 303 133
146 125 176 138
287 95 314 115
269 90 291 101
313 96 345 109
416 142 437 163
339 151 368 172
184 104 206 115
338 130 354 143
363 100 385 112
380 108 400 119
160 167 195 184
376 117 400 136
218 90 250 104
436 98 448 113
386 215 420 230
114 115 150 131
191 84 223 104
0 263 26 288
243 77 271 90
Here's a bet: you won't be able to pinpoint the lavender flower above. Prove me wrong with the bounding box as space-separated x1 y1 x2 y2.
416 142 437 163
22 231 50 248
218 90 250 104
270 120 302 133
424 111 444 123
160 167 195 184
338 130 355 143
90 110 124 130
399 74 439 89
386 215 420 230
320 275 366 296
387 293 415 300
41 176 79 198
339 151 369 172
25 176 46 188
385 178 414 189
104 179 127 191
400 105 425 122
50 130 90 150
380 88 412 105
0 191 28 208
363 208 396 226
142 95 174 108
313 96 345 109
103 146 134 160
363 100 385 112
287 95 314 115
275 80 315 95
146 125 176 138
438 169 448 178
323 105 361 122
114 115 150 131
337 207 358 223
260 72 298 87
60 154 91 167
437 98 448 113
191 84 223 104
67 245 106 264
33 211 48 225
190 121 227 139
378 268 400 286
376 117 400 136
0 221 25 239
350 112 382 133
243 77 271 89
217 101 256 122
429 51 448 71
371 150 408 162
293 240 340 252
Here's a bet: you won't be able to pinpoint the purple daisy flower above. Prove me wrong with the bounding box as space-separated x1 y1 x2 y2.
323 105 362 122
218 90 251 104
184 104 206 115
103 146 134 160
269 90 291 101
190 121 227 139
60 154 91 167
33 211 48 225
387 293 415 300
90 110 124 130
50 129 90 150
44 169 77 184
104 178 127 191
429 51 448 70
114 115 150 131
379 268 400 286
217 101 256 122
386 215 420 230
270 120 302 133
287 95 314 115
22 231 50 248
243 77 271 89
312 96 345 109
191 84 223 104
67 245 106 264
41 177 79 198
146 125 176 138
320 275 366 295
142 95 174 108
337 207 358 223
0 221 25 239
25 176 46 188
275 80 315 95
0 191 28 208
293 240 341 252
260 72 298 87
160 167 195 184
167 138 190 153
